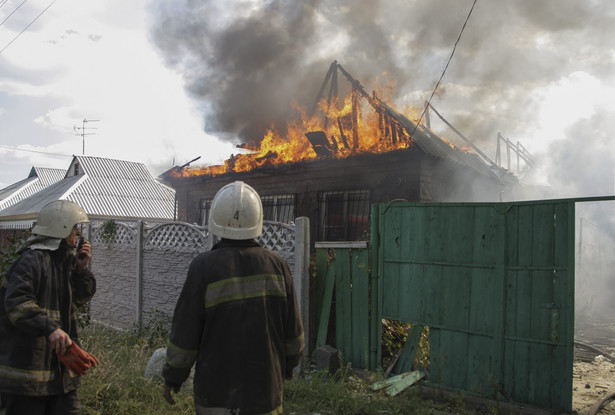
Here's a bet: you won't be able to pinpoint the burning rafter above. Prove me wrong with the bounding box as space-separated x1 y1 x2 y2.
170 61 510 184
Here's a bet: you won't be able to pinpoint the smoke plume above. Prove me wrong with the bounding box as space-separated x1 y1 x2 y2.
148 0 615 197
148 0 615 327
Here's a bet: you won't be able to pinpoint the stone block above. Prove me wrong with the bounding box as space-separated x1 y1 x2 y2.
316 345 340 374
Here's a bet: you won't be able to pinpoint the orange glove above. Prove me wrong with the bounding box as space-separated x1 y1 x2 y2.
57 343 99 375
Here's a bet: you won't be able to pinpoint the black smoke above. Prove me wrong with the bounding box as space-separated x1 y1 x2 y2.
147 0 615 194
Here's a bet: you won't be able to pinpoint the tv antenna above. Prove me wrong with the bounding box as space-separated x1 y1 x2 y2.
74 118 100 155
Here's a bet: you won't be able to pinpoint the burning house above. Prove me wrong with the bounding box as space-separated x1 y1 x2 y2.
162 62 518 245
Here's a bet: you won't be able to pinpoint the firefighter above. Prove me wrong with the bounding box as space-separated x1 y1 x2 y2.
0 200 96 415
162 181 304 415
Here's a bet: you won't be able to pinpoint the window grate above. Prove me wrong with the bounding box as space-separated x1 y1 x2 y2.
318 190 370 241
199 199 213 226
261 194 296 223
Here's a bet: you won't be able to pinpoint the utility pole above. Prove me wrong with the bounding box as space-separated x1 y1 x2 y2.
74 119 100 155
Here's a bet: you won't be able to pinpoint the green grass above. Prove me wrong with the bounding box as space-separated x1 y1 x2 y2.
79 324 193 414
284 370 434 415
78 324 438 415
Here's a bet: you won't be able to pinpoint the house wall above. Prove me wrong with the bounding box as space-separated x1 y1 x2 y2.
168 150 424 240
164 148 508 247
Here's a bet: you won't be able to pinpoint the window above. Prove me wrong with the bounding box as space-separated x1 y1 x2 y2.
199 199 213 226
318 190 370 241
200 194 295 226
261 194 295 223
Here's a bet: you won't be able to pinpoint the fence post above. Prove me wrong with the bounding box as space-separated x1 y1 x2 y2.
294 217 310 357
135 221 144 329
85 222 92 267
207 231 215 249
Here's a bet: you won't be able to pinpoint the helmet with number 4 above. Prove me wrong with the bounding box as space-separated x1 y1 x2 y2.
209 181 263 240
32 200 89 239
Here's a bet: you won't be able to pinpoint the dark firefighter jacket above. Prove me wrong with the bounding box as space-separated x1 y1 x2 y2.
162 238 304 415
0 245 96 396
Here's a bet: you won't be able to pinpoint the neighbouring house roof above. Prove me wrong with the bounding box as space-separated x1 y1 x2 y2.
0 167 66 211
0 156 176 229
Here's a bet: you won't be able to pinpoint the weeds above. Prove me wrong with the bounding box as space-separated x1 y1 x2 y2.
79 324 193 414
79 324 439 415
285 366 432 415
0 235 26 288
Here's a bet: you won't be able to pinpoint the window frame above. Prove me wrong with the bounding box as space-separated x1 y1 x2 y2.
318 189 370 241
261 194 296 223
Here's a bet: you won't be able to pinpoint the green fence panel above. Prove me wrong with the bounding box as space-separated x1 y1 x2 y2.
375 200 575 411
500 201 574 408
315 198 581 410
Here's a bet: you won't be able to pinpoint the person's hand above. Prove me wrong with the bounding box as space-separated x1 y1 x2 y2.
76 240 91 270
48 328 72 355
163 384 180 405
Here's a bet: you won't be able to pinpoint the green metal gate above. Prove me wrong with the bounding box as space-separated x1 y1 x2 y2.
372 200 575 410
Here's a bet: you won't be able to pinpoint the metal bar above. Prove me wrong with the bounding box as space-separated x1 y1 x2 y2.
383 258 497 269
377 319 494 338
427 103 497 167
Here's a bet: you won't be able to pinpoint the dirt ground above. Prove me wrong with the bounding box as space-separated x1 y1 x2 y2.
573 356 615 415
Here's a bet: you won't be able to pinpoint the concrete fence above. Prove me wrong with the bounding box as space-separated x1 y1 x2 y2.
86 217 310 349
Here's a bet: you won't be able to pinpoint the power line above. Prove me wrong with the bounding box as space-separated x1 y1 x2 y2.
0 0 28 26
0 144 72 157
411 0 478 137
0 0 56 54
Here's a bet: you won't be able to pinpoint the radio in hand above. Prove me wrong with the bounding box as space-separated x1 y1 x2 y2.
77 237 87 259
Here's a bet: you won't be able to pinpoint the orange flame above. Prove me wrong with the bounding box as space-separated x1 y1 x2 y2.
172 94 453 178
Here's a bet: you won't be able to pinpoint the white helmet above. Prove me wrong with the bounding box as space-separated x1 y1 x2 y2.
209 181 263 239
32 200 89 239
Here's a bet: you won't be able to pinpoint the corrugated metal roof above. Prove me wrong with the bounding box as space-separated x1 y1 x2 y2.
32 167 67 184
0 156 175 228
0 176 84 217
0 167 65 211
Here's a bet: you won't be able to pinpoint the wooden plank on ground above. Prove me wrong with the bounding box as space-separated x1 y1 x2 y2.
371 370 425 396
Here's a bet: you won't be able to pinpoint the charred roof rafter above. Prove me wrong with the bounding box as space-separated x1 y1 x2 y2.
307 61 514 185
